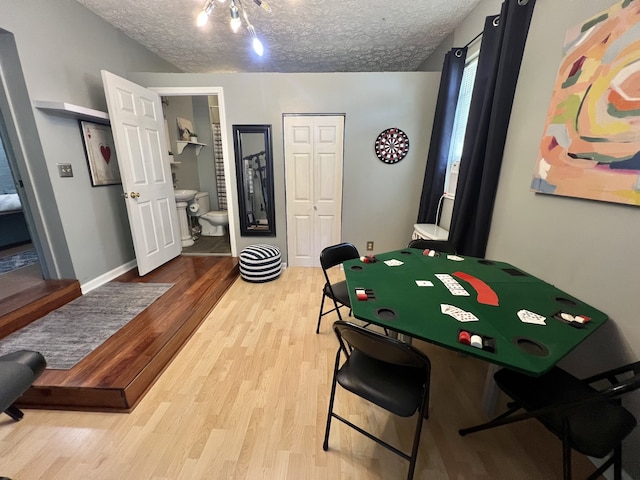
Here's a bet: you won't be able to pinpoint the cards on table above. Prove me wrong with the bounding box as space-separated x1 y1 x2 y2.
384 259 404 267
415 280 434 287
441 304 479 322
434 273 470 296
517 309 546 325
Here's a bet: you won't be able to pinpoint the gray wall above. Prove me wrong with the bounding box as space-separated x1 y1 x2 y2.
429 0 640 476
0 0 180 285
130 72 441 258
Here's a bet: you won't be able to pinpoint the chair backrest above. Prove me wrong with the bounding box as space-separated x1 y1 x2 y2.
333 321 430 371
320 243 360 271
407 239 456 254
594 362 640 399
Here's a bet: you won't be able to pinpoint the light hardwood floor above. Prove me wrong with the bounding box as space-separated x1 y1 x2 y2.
1 267 598 479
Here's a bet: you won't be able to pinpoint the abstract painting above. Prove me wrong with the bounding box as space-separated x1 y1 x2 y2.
531 0 640 206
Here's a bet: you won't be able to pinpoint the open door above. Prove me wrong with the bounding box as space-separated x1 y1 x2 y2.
102 70 181 276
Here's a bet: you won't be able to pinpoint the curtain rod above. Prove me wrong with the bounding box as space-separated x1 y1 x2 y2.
464 31 483 49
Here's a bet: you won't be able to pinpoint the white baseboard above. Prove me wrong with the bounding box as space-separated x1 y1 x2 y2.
80 260 137 294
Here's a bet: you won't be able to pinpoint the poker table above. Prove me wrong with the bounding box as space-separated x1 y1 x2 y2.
344 248 608 377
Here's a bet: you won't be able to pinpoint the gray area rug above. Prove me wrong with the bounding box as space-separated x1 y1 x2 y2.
0 248 38 274
0 282 173 369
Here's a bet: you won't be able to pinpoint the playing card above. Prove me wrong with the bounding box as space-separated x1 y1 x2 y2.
415 280 434 287
517 309 546 325
384 259 404 267
440 304 479 322
447 255 464 261
435 274 470 296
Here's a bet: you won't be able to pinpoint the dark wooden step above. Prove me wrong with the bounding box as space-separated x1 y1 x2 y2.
17 255 240 412
0 279 81 338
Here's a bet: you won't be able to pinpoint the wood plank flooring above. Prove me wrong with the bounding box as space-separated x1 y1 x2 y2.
13 255 239 411
1 265 601 479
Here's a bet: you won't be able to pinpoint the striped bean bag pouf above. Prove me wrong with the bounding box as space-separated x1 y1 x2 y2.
239 244 282 283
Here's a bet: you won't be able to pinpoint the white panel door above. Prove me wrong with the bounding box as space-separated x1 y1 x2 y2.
284 115 344 267
102 71 181 276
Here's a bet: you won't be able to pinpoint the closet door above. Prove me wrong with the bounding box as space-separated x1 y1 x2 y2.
284 115 344 267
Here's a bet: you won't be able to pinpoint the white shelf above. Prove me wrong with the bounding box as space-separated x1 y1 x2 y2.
33 100 110 124
413 224 449 241
176 140 206 155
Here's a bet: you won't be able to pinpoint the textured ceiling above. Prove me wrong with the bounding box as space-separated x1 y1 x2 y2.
75 0 482 73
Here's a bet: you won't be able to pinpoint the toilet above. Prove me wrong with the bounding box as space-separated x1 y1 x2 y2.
189 192 229 237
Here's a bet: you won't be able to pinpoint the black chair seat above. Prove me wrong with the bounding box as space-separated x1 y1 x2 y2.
0 350 46 414
407 239 456 253
323 280 350 308
495 367 637 458
316 243 360 334
323 321 431 480
459 361 640 480
337 350 427 417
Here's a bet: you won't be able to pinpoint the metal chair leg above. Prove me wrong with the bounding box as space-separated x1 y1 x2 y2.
323 349 341 450
4 404 24 421
562 421 571 480
316 293 327 334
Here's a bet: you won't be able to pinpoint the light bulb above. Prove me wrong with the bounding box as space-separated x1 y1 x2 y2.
252 37 264 56
229 2 241 33
197 10 209 27
230 17 242 32
253 0 272 12
197 0 215 27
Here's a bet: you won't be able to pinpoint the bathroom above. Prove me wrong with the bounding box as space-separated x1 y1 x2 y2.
162 95 231 256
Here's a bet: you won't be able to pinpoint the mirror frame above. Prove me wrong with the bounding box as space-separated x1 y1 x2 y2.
233 124 276 236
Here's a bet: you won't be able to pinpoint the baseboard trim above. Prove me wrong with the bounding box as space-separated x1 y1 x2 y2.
80 260 137 294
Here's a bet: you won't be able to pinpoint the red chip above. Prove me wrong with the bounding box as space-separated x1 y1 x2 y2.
458 331 471 345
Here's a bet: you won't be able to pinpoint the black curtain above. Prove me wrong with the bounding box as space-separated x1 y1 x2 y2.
449 0 536 257
416 47 467 224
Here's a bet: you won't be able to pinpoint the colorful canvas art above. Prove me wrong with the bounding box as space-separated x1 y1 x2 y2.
531 0 640 206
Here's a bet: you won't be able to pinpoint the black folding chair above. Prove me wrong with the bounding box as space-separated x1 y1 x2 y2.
316 243 360 334
323 321 431 480
459 361 640 480
407 238 457 254
0 350 46 480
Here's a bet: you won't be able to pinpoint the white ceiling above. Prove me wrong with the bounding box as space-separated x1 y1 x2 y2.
75 0 483 73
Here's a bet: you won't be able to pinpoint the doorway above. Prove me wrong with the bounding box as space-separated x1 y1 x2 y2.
149 87 237 258
0 129 43 301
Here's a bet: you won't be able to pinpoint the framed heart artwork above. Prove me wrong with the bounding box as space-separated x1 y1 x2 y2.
80 121 121 186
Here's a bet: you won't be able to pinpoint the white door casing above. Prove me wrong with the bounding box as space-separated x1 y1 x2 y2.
102 70 181 276
146 86 237 258
284 115 344 267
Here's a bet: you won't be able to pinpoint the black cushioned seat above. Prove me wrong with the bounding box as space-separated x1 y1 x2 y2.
494 367 637 459
459 362 640 480
323 321 431 480
0 350 46 421
316 242 360 334
407 238 456 253
0 350 45 480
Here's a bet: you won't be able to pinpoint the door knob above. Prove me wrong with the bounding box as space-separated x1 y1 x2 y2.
130 192 140 198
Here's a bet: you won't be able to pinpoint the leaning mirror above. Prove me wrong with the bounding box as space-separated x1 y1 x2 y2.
233 124 276 236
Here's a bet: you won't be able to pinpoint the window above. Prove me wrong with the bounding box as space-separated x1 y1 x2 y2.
444 53 478 197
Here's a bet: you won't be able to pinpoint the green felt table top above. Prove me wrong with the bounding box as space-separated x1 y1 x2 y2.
344 249 608 376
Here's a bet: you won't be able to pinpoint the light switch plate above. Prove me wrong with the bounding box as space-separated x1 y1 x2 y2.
57 163 73 177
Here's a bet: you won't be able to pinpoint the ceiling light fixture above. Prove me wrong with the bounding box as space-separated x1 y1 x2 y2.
196 0 270 56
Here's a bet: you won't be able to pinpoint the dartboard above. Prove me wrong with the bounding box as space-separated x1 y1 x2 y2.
374 128 410 164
